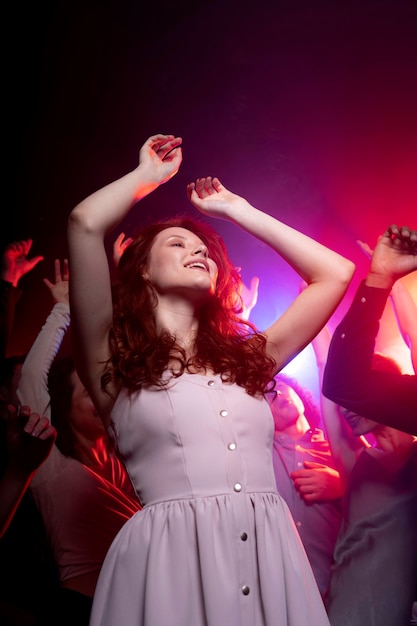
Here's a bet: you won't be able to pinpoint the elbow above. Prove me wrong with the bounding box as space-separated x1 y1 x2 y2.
67 204 97 237
334 259 355 293
67 205 86 232
341 259 356 286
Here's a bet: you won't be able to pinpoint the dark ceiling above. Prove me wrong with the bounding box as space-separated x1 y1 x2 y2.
6 0 417 395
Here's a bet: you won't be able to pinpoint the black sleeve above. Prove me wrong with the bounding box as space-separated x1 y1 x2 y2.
322 280 417 435
0 280 22 363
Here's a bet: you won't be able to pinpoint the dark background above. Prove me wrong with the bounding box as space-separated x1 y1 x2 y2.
6 0 417 398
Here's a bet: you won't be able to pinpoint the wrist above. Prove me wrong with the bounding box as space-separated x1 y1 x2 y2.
364 271 395 290
1 271 18 287
227 199 258 224
133 164 170 197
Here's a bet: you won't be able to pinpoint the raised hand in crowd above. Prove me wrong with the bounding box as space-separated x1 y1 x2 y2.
43 258 69 305
113 232 134 267
323 224 417 435
357 236 417 373
1 239 44 287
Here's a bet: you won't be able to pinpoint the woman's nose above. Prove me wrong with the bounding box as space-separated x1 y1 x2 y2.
193 243 208 257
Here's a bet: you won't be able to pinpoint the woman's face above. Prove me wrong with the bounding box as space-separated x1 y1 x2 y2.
144 227 218 299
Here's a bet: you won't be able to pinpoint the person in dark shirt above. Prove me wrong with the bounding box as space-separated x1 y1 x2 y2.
322 224 417 436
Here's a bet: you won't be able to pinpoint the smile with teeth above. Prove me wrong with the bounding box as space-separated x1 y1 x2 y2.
185 262 208 271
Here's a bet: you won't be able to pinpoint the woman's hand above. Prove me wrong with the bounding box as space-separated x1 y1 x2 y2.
187 176 248 220
138 134 183 185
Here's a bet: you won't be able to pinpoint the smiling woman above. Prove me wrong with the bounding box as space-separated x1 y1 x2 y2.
142 227 218 298
67 133 355 626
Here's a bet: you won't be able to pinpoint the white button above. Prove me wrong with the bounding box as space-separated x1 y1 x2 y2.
220 410 228 417
341 332 346 339
228 443 236 450
234 483 242 492
360 297 367 303
208 380 215 387
296 521 302 527
297 461 302 467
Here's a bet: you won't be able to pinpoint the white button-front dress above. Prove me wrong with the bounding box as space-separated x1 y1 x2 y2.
89 373 330 626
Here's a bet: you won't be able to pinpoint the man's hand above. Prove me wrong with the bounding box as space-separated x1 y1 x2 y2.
290 461 343 503
6 404 57 474
366 225 417 289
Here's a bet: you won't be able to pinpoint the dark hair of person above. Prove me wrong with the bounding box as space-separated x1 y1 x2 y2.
105 216 276 397
272 371 322 429
47 355 80 459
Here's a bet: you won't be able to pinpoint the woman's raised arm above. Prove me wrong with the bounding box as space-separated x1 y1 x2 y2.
188 176 355 373
67 134 182 418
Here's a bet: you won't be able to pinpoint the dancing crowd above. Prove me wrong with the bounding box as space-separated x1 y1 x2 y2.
1 134 416 626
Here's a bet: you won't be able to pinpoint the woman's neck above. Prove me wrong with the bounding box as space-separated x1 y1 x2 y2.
154 297 200 337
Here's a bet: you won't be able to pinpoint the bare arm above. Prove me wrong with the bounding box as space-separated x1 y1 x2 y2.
390 280 417 373
188 177 355 372
239 275 260 321
67 134 183 420
358 233 417 373
312 324 367 484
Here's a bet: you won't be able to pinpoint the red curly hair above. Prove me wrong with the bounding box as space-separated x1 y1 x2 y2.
104 216 276 397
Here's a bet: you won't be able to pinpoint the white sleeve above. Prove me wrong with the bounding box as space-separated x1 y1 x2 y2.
17 302 71 418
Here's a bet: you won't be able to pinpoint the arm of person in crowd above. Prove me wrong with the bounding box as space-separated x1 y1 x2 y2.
322 225 417 435
113 232 133 267
237 269 259 321
312 321 368 484
1 239 44 288
17 259 71 418
390 280 417 374
357 237 417 372
0 404 56 538
68 134 183 421
187 177 355 374
0 239 44 362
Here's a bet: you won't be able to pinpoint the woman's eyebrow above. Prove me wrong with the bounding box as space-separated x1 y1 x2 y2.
165 234 187 242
